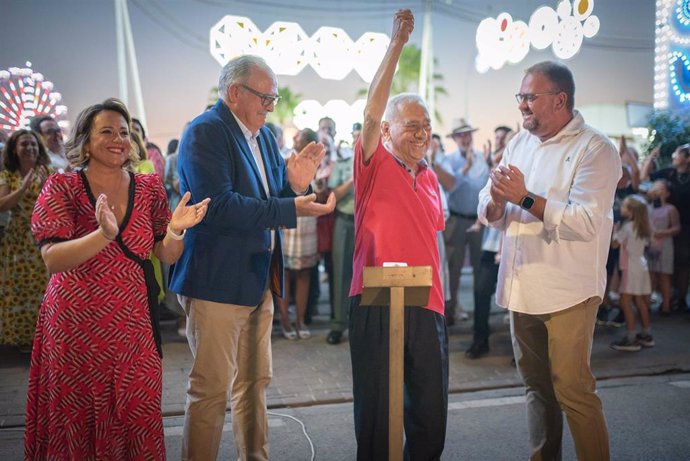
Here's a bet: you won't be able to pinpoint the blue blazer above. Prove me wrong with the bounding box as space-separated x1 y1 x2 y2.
169 99 298 306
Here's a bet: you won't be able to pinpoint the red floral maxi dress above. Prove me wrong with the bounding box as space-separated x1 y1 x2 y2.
25 170 170 460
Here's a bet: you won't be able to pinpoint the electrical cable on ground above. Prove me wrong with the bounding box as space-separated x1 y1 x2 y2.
267 410 316 461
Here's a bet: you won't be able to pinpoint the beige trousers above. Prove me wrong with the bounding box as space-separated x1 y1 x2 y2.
181 290 274 461
511 297 610 461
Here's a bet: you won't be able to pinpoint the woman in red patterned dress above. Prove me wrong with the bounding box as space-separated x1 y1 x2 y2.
25 98 210 459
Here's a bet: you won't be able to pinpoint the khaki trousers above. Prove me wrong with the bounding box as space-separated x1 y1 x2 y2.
511 297 610 461
181 290 274 461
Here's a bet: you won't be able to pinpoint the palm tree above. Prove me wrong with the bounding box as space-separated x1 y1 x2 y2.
357 44 447 122
268 86 302 126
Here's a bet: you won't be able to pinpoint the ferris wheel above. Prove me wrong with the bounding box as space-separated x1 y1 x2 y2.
0 62 68 133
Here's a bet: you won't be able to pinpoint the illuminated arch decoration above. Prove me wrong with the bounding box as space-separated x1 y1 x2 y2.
292 99 366 137
475 0 600 73
210 15 390 82
0 64 68 133
655 0 690 109
669 51 690 103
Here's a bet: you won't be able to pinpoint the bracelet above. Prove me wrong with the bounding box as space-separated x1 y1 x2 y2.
167 224 186 241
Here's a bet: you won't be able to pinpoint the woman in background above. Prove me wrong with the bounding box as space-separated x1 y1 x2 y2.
0 129 51 351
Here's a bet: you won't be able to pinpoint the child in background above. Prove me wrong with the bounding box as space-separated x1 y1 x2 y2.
647 180 681 315
610 196 654 352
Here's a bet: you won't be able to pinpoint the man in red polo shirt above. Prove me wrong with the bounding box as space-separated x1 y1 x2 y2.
348 9 448 461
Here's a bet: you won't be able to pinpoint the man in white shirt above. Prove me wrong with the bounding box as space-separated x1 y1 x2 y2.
478 61 620 461
31 115 70 172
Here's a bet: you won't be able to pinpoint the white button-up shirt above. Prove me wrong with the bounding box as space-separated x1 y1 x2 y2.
478 111 621 314
231 111 274 251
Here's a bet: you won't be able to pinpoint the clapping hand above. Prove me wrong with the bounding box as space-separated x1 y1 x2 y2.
462 150 474 175
95 194 118 240
20 166 49 192
490 164 528 205
169 192 211 233
287 141 325 194
483 141 492 165
295 192 336 217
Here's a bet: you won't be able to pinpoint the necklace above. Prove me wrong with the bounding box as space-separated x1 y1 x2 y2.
86 168 124 210
110 171 124 210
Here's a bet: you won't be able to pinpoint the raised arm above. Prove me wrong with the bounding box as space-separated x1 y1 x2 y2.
361 9 414 162
640 146 659 181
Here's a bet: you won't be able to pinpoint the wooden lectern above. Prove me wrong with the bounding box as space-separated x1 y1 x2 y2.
361 265 433 461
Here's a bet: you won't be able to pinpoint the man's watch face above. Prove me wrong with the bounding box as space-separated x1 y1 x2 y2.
521 194 535 210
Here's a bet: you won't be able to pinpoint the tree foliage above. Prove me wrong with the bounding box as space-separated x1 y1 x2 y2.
645 109 690 167
357 44 447 122
267 86 302 125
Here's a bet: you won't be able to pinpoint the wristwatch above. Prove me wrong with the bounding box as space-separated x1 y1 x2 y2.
520 192 535 210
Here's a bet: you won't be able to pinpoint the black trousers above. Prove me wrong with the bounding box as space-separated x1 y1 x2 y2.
472 250 500 344
348 296 449 461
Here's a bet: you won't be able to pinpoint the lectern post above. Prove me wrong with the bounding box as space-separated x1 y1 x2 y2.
361 265 432 461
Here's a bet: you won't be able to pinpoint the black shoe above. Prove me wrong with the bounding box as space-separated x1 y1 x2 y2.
465 341 489 359
326 330 342 345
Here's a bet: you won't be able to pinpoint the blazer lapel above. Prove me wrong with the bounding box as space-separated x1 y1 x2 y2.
216 101 266 197
257 131 278 197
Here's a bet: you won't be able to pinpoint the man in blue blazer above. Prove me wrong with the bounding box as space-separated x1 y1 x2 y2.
170 55 335 461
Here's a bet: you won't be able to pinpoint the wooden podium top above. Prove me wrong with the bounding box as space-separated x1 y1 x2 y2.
361 266 432 307
362 266 432 288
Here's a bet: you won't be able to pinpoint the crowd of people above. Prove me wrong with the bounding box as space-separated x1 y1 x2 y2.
0 7 688 461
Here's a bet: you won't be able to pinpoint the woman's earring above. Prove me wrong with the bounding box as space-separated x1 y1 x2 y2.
85 150 90 160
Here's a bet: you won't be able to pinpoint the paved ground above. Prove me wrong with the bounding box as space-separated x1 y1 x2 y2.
2 270 690 458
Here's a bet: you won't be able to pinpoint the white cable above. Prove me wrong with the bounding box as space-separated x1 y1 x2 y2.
267 410 316 461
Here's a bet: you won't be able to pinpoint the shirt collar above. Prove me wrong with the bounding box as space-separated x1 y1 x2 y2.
541 110 585 145
230 110 258 141
389 150 428 176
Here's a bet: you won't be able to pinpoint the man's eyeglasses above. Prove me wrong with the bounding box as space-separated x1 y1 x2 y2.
240 84 280 108
42 128 62 136
514 92 560 104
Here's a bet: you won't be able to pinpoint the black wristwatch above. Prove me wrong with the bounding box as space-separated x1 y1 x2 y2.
520 192 535 210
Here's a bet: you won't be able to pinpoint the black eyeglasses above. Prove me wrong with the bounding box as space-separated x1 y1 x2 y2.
42 128 62 135
240 84 281 108
514 92 560 104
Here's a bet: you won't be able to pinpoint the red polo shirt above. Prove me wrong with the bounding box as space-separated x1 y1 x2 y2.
349 137 445 315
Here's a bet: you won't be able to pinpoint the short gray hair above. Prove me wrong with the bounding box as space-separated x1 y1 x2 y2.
525 61 575 112
383 93 429 123
219 55 272 97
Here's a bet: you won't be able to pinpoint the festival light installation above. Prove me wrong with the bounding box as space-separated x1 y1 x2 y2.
209 15 389 82
655 0 690 109
475 0 600 73
209 15 389 137
292 99 366 138
0 63 68 133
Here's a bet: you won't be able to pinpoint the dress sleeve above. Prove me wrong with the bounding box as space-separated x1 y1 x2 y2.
145 174 171 241
31 173 77 246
